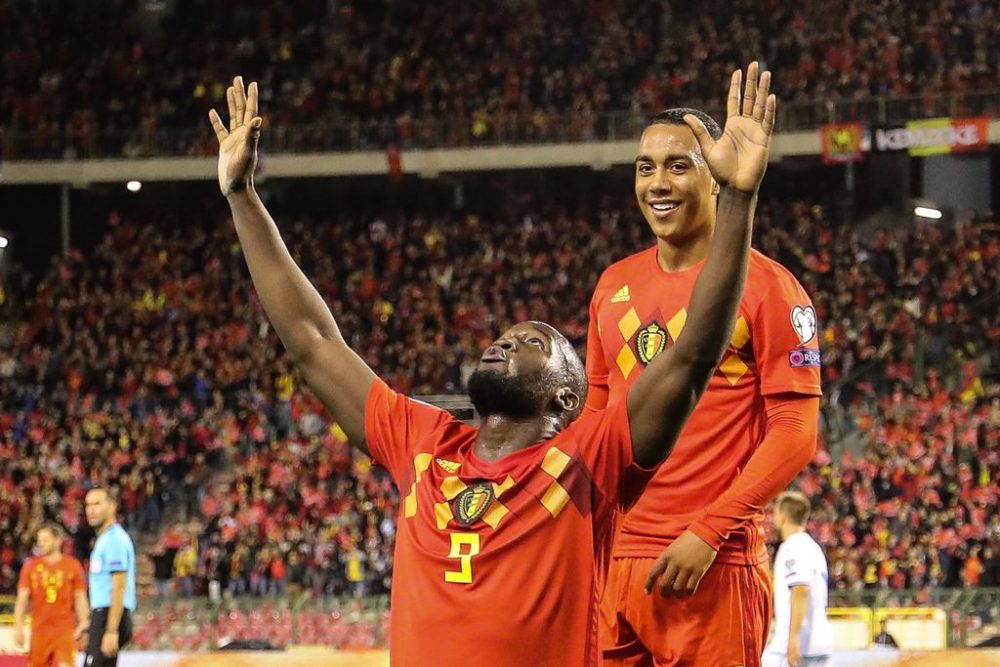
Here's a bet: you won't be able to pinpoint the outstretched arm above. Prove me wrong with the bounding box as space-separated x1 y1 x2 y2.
627 62 776 468
209 76 376 452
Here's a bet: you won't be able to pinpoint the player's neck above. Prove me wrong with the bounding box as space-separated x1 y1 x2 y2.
475 414 561 462
781 525 806 540
98 519 117 535
654 222 714 272
43 552 62 564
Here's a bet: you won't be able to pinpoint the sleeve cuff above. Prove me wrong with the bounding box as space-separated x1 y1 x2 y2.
687 520 727 552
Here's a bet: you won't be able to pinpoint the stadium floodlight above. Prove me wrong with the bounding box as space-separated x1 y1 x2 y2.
126 180 142 192
914 206 942 220
0 236 7 249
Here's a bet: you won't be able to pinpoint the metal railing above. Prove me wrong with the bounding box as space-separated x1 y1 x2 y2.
125 588 1000 650
830 588 1000 648
2 90 998 161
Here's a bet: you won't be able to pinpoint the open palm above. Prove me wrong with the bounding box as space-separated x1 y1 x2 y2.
684 62 776 193
208 76 263 196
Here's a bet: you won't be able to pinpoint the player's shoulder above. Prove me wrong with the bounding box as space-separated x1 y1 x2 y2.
786 532 822 557
748 249 807 292
593 247 657 295
745 249 813 313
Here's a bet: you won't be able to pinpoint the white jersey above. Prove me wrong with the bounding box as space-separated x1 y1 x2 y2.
766 531 834 658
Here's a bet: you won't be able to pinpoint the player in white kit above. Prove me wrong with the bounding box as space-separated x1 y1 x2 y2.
763 491 834 667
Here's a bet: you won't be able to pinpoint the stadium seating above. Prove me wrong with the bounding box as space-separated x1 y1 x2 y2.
2 0 999 157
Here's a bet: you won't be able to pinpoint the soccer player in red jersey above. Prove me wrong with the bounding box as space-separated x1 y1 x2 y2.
13 524 90 667
588 63 821 667
205 63 774 666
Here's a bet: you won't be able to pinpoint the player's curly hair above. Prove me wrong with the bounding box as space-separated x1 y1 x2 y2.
649 108 723 140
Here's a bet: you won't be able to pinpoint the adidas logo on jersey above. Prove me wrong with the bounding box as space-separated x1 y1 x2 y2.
611 285 630 303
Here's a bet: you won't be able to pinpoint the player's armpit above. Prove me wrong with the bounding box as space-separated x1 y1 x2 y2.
688 393 819 550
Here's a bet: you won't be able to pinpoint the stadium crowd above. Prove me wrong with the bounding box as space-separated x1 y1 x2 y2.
2 0 1000 157
0 189 997 600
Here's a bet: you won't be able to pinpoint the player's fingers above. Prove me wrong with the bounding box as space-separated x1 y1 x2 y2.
247 117 263 144
233 76 246 129
752 70 771 122
226 86 237 131
683 114 715 156
763 94 777 136
658 561 680 597
245 81 259 126
726 69 741 118
208 109 229 143
644 558 667 594
687 569 706 596
671 569 690 594
742 61 758 117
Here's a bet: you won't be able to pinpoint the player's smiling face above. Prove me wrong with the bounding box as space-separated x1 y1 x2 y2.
635 123 718 243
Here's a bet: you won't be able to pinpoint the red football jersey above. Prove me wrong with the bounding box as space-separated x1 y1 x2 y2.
17 555 85 632
365 379 653 666
586 247 822 565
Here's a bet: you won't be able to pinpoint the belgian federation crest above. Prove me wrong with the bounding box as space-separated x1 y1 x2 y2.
454 482 495 526
636 322 667 365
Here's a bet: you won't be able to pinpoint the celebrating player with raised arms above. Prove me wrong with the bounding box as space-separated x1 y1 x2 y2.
202 61 775 666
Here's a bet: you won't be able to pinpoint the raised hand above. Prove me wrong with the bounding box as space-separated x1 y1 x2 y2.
684 61 776 193
208 76 263 196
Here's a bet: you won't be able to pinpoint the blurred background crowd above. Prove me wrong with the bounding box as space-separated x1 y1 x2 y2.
2 186 997 601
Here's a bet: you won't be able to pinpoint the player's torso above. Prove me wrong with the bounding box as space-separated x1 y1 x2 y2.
389 436 610 666
593 248 770 561
771 535 833 656
25 558 78 628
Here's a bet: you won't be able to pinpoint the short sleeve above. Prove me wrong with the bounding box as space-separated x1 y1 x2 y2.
73 559 87 592
557 398 655 512
364 378 458 482
782 541 810 588
752 271 823 397
16 561 31 591
104 537 130 572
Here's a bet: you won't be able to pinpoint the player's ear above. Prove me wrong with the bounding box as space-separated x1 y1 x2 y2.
554 387 580 414
711 177 720 195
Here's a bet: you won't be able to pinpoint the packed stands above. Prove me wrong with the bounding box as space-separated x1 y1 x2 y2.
2 0 999 157
1 186 996 603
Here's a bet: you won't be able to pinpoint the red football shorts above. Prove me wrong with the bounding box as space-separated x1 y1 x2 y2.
601 558 772 667
28 631 76 667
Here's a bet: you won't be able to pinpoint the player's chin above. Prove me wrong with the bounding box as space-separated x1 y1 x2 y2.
644 216 680 240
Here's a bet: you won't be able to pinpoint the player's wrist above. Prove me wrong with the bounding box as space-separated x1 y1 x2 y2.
104 630 119 636
717 185 757 202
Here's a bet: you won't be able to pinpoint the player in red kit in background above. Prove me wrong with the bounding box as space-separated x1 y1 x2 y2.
590 63 821 667
13 524 89 667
